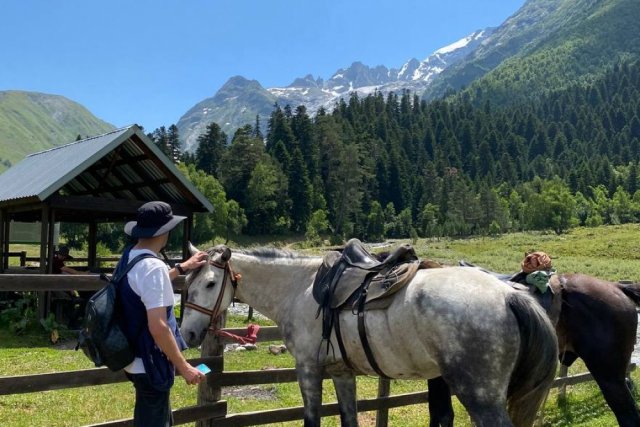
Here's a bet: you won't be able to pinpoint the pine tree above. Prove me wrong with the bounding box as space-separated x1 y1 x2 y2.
245 158 290 234
272 140 291 174
327 142 363 240
167 124 181 164
254 115 264 140
292 106 318 179
195 122 227 177
152 126 170 158
218 127 267 208
266 105 295 154
366 201 385 241
288 147 313 233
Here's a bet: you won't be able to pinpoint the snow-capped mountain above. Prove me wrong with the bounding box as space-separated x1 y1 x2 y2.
177 28 493 151
398 29 489 82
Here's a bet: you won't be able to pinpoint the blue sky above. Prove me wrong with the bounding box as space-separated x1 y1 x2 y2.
1 0 525 132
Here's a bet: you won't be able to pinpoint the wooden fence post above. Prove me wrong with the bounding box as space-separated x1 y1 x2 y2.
558 364 569 403
375 378 391 427
196 314 226 427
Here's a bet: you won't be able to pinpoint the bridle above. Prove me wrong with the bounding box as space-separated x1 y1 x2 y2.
183 255 239 333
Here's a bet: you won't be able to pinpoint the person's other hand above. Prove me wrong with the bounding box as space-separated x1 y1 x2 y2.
178 363 206 385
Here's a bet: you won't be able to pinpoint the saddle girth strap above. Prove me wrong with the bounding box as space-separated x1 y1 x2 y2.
333 310 355 371
320 261 348 340
356 272 391 379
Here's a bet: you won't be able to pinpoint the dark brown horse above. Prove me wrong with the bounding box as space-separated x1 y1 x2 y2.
427 272 640 427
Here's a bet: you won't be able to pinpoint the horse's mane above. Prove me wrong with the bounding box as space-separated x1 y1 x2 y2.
206 245 312 260
237 247 300 259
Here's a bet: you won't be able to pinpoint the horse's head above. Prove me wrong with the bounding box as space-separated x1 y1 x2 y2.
180 242 235 347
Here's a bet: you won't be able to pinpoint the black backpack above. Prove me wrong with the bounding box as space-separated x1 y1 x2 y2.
76 253 158 371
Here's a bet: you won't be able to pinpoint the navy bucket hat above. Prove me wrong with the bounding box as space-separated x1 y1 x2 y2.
124 201 186 238
56 246 74 259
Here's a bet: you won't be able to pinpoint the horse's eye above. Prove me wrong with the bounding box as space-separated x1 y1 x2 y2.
206 281 216 289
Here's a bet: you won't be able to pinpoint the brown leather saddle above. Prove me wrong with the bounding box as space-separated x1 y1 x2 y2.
313 239 419 309
312 238 419 377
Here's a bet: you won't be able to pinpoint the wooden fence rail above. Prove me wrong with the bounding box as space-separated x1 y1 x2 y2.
0 273 186 292
0 274 633 426
2 251 123 267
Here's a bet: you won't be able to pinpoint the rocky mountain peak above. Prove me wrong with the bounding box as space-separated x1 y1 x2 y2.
176 26 496 149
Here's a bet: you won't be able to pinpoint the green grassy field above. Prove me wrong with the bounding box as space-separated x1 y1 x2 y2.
1 224 640 426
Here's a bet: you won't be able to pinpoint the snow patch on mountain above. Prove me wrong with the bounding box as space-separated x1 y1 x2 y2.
177 28 494 150
435 29 486 55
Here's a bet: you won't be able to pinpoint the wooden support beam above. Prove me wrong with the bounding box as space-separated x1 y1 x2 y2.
37 206 49 319
0 209 6 272
88 220 97 270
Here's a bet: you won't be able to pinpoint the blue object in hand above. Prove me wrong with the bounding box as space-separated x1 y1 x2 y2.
196 363 211 375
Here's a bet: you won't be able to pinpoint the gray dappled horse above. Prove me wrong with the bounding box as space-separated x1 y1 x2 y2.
180 244 558 427
429 271 640 427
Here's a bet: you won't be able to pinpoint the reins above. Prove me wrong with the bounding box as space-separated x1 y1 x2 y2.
183 257 240 334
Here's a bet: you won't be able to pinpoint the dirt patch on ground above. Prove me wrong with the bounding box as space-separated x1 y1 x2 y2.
222 385 278 400
357 412 377 426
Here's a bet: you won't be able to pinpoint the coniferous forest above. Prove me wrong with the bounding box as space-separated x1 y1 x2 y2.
149 59 640 244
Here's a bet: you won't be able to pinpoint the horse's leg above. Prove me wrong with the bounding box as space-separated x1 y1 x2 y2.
563 299 640 426
427 377 454 427
585 360 640 427
593 376 640 427
330 371 358 427
442 369 512 426
296 363 325 427
438 343 519 426
453 392 513 427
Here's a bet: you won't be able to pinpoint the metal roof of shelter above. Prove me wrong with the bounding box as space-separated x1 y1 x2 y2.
0 124 213 222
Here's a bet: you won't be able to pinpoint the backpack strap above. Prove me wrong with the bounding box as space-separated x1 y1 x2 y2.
112 253 161 283
112 253 163 352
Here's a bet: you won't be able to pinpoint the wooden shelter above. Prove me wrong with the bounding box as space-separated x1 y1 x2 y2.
0 124 213 275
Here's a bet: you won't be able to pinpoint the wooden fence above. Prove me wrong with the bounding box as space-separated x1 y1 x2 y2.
4 250 122 265
0 274 634 426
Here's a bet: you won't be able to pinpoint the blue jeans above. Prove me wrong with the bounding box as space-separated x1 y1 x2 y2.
126 373 173 426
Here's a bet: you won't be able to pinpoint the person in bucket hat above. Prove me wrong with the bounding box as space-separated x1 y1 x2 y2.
124 201 188 239
53 245 79 274
120 201 208 426
51 245 84 328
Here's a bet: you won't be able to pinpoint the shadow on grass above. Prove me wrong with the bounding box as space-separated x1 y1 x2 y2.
547 389 612 426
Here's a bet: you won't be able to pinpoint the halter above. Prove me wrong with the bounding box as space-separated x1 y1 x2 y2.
183 256 239 333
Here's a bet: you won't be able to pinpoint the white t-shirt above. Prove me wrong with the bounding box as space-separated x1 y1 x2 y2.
124 248 176 374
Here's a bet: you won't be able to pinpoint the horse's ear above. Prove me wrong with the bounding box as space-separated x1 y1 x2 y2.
188 242 200 256
221 247 232 262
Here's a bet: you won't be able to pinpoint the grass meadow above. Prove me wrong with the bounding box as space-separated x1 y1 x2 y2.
2 224 640 426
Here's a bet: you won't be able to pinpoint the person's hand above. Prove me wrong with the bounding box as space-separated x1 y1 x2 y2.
181 251 208 272
178 363 206 386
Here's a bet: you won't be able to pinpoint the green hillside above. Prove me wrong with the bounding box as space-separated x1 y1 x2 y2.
0 91 114 173
468 0 640 104
426 0 640 106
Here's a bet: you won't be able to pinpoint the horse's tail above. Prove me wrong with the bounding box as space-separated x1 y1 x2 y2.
617 282 640 306
505 291 558 427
